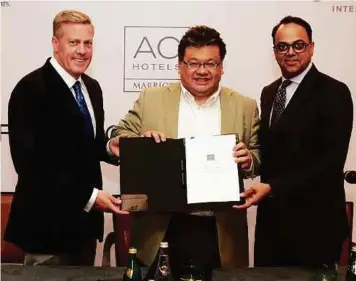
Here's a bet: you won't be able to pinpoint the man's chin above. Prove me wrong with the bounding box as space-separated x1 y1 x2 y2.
191 88 215 97
72 61 89 70
192 83 213 91
73 67 88 76
282 67 303 78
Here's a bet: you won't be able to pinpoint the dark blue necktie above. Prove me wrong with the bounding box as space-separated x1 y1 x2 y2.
72 81 94 138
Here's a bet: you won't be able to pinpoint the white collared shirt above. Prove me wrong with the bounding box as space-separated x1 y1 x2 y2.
178 84 221 216
177 83 221 138
50 57 96 136
177 83 253 172
50 57 97 212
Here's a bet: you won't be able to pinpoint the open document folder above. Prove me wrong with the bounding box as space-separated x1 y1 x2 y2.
119 134 243 212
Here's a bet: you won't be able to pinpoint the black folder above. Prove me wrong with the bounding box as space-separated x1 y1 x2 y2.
119 137 244 212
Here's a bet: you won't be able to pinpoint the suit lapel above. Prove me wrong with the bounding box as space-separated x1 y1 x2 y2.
220 88 236 134
267 65 318 131
42 59 97 140
163 85 246 139
163 83 181 138
281 65 318 120
82 76 96 106
42 59 83 120
82 75 100 137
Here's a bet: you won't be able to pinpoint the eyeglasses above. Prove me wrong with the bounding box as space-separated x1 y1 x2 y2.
183 61 221 70
273 40 310 54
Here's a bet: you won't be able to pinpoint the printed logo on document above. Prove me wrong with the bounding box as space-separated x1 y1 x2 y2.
123 26 188 92
207 154 215 161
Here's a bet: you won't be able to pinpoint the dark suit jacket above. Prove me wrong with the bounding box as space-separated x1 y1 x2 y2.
4 58 114 254
255 64 353 266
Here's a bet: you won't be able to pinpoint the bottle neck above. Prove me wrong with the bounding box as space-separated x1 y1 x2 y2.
159 247 169 256
127 253 137 264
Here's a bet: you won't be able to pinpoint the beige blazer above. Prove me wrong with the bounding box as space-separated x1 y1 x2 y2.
114 83 260 268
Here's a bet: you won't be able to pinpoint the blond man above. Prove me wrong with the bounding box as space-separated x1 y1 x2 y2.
4 10 127 266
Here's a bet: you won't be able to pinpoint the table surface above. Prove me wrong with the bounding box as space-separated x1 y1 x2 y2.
0 264 353 281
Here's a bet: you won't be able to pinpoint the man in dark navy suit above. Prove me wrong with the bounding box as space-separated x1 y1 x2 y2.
235 16 353 268
4 10 128 266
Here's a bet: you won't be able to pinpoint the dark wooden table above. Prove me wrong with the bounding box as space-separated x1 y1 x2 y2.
1 264 353 281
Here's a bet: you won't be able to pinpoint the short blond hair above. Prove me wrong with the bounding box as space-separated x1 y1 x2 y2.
53 10 93 38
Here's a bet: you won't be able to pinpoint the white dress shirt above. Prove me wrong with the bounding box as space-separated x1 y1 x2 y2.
177 84 221 138
50 57 98 212
178 84 222 216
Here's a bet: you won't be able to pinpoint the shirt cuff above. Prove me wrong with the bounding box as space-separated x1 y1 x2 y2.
106 139 120 164
84 188 98 212
106 139 114 156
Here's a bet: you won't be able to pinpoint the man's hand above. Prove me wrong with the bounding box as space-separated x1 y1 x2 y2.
233 183 271 209
109 134 128 157
94 190 129 214
141 131 166 143
233 142 252 169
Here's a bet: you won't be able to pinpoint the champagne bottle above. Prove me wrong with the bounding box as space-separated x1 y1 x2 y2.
123 247 142 281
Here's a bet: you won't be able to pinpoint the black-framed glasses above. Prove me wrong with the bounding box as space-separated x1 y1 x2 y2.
273 40 310 54
183 60 221 70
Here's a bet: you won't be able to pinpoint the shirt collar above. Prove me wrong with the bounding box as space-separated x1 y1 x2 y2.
50 57 85 89
180 82 221 105
282 62 313 85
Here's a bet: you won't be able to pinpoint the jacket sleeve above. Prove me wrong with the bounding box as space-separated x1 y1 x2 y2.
242 99 261 178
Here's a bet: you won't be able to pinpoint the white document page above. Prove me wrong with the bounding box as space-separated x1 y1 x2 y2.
185 134 240 204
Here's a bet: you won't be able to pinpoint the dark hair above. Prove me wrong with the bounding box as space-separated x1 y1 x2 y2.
271 16 313 44
178 25 226 61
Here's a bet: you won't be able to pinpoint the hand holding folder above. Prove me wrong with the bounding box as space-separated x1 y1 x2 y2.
119 134 244 212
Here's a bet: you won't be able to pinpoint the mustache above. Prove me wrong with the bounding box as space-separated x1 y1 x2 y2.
285 54 298 59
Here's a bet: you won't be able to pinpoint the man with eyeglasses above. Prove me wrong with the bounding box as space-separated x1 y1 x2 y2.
235 16 353 268
108 25 260 279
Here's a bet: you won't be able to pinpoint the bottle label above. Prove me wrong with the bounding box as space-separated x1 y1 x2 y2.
158 265 169 276
125 268 133 279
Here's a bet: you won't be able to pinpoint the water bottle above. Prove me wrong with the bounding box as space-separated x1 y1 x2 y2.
154 242 173 281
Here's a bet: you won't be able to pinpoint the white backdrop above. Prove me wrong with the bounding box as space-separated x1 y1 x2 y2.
1 0 356 265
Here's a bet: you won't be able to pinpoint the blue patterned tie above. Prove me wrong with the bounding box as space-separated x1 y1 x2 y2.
271 79 292 126
72 81 94 138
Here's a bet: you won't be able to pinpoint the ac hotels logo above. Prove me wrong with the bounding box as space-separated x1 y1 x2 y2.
123 26 188 92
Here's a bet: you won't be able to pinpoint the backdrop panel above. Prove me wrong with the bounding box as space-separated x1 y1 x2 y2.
1 1 355 265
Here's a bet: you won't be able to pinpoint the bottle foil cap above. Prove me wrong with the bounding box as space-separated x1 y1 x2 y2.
128 247 137 254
